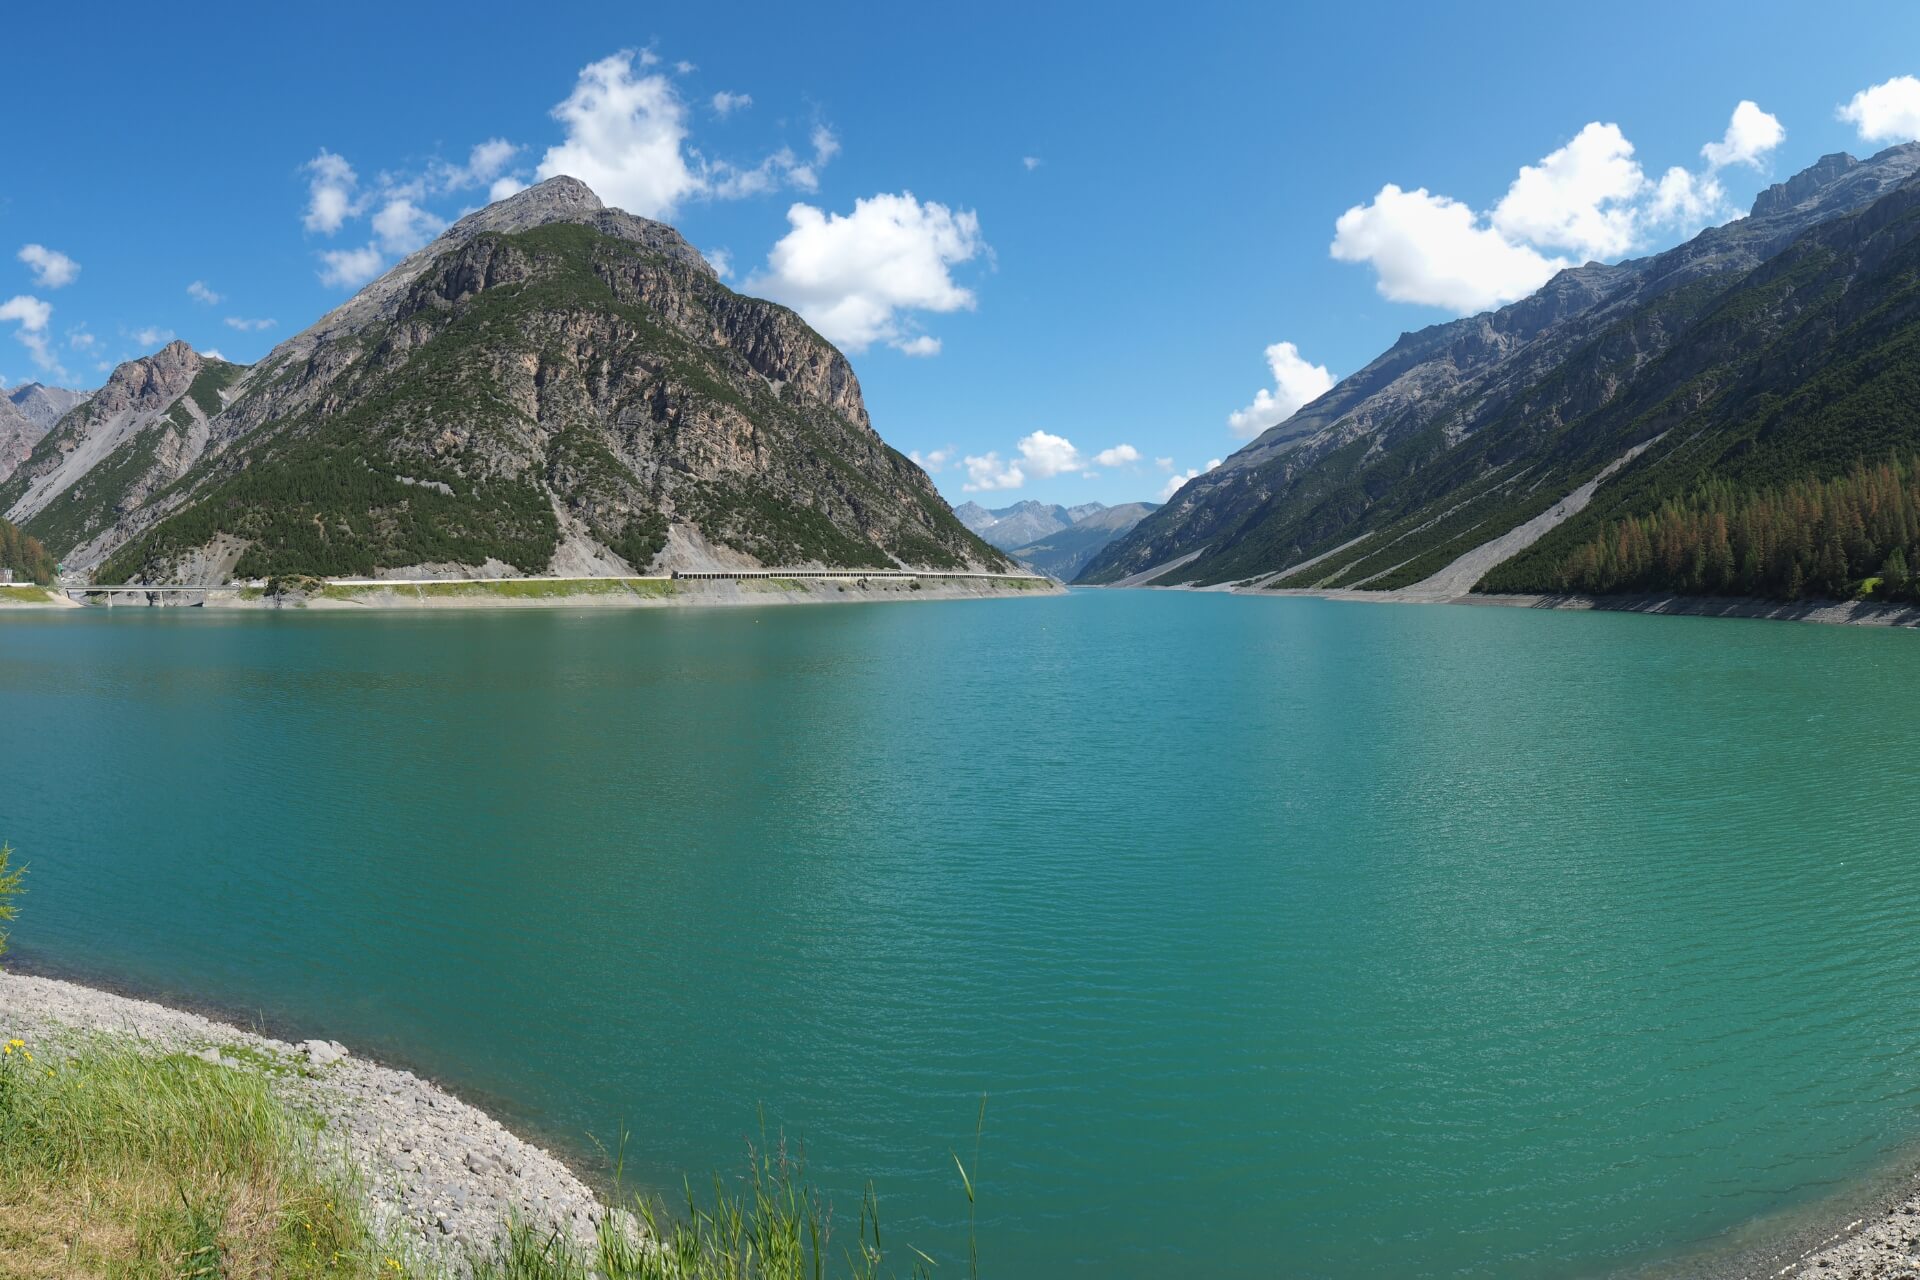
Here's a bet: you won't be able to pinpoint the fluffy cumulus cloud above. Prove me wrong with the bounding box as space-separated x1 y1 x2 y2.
1839 75 1920 143
1332 184 1563 312
1704 100 1787 169
0 294 60 377
303 150 360 234
536 53 705 217
1159 459 1222 502
223 316 276 332
1332 103 1784 315
748 192 983 353
961 452 1024 492
1489 123 1644 260
132 326 174 348
187 280 222 305
1227 341 1336 438
17 244 79 289
294 52 853 292
909 446 955 473
960 432 1140 491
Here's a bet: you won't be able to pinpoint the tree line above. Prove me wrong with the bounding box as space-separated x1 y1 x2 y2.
1533 454 1920 602
0 517 53 585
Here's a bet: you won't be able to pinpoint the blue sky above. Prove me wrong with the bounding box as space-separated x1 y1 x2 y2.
5 1 1920 508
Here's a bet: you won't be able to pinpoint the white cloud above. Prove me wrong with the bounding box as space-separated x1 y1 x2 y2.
17 244 79 289
1647 166 1724 229
675 60 696 74
895 335 941 357
535 51 706 218
1154 456 1174 472
371 198 446 255
703 247 733 278
303 150 360 234
1703 100 1785 169
1227 341 1336 438
1017 430 1081 479
810 124 841 166
712 91 752 118
0 296 52 333
187 280 222 305
1159 459 1222 502
317 245 385 289
1022 156 1042 171
132 326 174 348
910 446 955 473
223 316 277 332
959 433 1137 487
1332 183 1564 312
67 327 96 351
433 138 520 193
0 295 61 377
962 452 1024 492
1490 123 1644 261
1839 75 1920 143
749 192 984 352
202 348 227 361
489 176 527 203
1332 104 1780 315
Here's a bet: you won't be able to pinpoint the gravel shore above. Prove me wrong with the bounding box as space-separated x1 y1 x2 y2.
0 970 608 1270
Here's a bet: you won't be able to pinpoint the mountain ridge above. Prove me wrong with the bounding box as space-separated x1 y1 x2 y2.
29 177 1005 584
1082 142 1920 587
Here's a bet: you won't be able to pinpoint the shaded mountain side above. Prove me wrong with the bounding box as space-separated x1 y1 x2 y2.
92 182 1005 584
1082 143 1920 586
1468 186 1920 601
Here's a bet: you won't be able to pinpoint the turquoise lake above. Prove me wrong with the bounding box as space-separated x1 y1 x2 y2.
6 591 1920 1277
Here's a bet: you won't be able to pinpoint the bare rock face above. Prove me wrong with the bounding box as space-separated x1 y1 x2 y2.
0 343 242 563
76 177 1002 584
6 382 91 432
0 397 43 484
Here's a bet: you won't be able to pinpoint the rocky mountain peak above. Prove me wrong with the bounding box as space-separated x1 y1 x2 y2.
6 381 92 431
91 342 203 419
1752 152 1860 218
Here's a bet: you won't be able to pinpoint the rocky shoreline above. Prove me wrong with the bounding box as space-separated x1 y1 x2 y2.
1240 584 1920 630
0 969 608 1270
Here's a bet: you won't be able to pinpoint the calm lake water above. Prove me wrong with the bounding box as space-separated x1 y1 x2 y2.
5 591 1920 1277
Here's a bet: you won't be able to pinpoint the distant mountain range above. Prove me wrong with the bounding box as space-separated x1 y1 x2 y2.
1083 143 1920 605
955 498 1160 579
0 177 1007 584
0 383 90 485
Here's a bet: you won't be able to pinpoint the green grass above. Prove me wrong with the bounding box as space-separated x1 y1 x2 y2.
0 585 55 604
0 1033 388 1278
0 1028 973 1279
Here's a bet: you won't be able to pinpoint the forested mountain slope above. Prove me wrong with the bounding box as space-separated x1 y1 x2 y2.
15 177 1004 584
1081 144 1920 589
